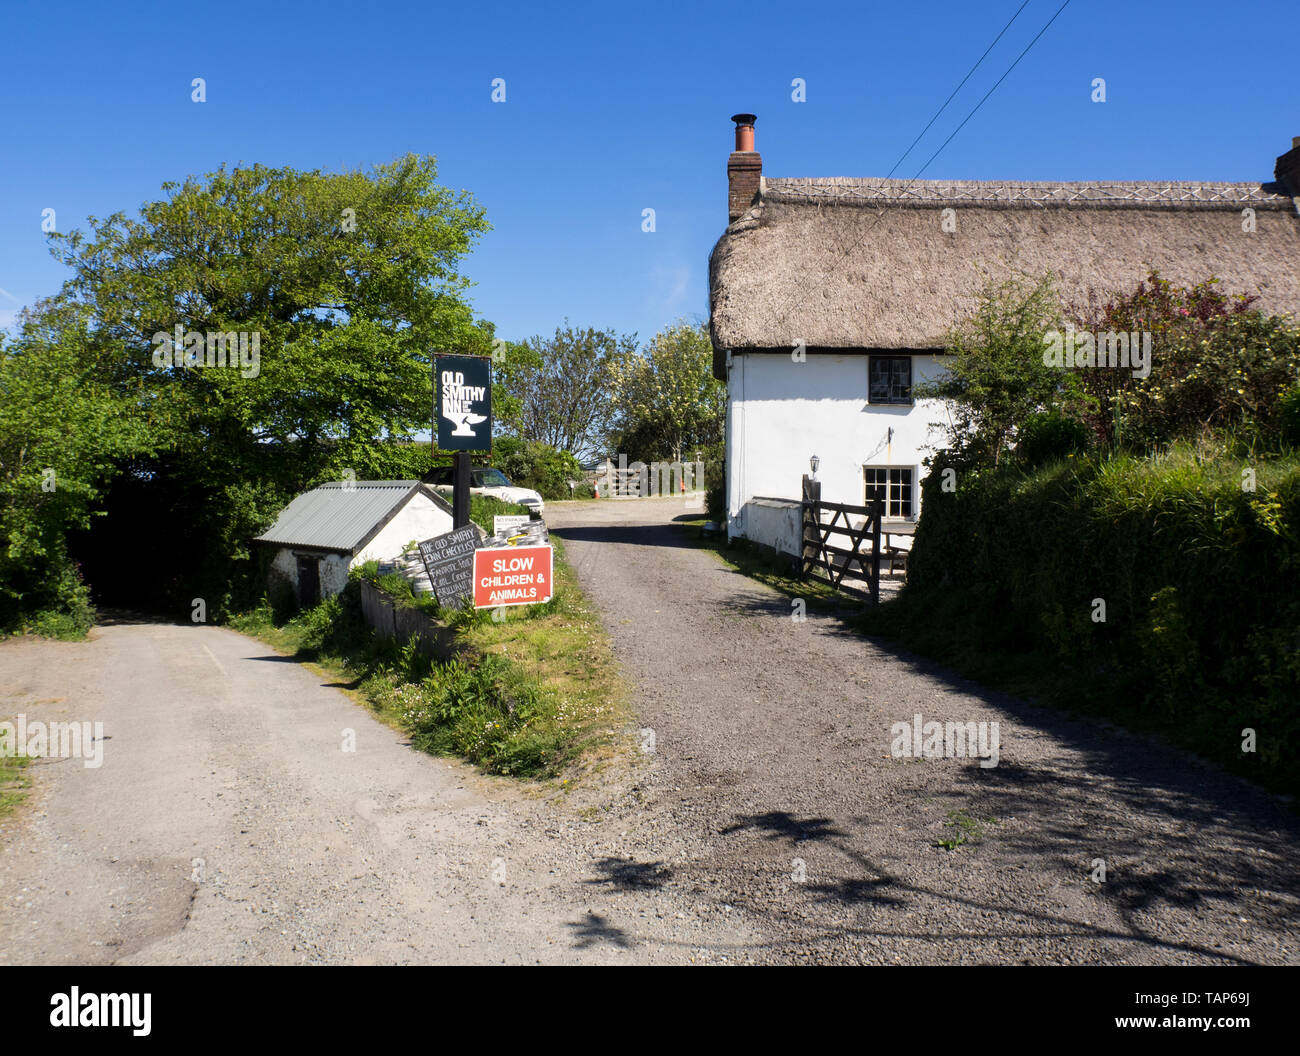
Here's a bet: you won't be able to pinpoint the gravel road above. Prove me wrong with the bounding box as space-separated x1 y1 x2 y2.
546 496 1300 965
2 496 1296 965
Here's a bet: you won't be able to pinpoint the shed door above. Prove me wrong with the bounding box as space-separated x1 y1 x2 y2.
296 555 320 608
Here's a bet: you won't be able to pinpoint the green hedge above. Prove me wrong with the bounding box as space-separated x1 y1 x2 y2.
490 437 583 501
704 460 725 525
883 445 1300 794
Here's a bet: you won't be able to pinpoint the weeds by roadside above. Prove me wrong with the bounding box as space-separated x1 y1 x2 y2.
936 809 998 850
0 751 31 820
229 536 630 779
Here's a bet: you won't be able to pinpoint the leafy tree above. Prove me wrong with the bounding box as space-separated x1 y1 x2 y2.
491 340 541 441
492 322 633 461
607 321 723 465
50 155 492 464
914 275 1069 467
0 300 156 631
15 154 491 621
1066 272 1299 450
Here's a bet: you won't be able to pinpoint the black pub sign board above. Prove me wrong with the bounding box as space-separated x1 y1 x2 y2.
435 354 492 452
417 524 482 608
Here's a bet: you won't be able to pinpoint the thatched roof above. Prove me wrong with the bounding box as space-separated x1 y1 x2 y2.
709 176 1300 358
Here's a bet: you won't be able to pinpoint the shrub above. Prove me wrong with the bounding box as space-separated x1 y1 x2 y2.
9 561 96 639
1014 411 1091 467
28 607 91 640
469 493 532 527
1275 384 1300 449
1068 272 1300 451
425 488 532 526
490 437 583 501
897 443 1300 794
888 272 1300 794
913 274 1067 466
705 460 725 524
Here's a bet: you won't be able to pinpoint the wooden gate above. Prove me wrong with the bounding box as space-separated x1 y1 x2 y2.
800 476 883 604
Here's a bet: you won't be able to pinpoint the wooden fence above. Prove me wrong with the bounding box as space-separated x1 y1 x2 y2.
593 460 706 498
358 578 458 660
597 468 645 497
800 476 883 604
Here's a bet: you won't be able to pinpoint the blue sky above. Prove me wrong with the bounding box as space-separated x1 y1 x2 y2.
1 0 1295 343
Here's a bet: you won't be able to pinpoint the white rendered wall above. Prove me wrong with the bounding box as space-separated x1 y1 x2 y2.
353 492 453 566
319 553 350 596
726 353 946 537
743 497 802 559
269 546 350 598
270 547 298 586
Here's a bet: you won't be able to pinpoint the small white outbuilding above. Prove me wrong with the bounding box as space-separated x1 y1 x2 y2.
255 480 454 606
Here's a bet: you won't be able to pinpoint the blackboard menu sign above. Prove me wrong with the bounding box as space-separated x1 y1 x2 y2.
417 525 482 608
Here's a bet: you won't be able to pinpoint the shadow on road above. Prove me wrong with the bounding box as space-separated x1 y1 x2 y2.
710 808 1274 964
551 521 702 551
567 911 634 950
585 857 675 890
93 608 187 627
553 505 1299 963
720 811 847 844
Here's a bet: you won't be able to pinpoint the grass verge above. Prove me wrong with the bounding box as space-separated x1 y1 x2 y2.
229 535 631 780
679 519 869 618
0 750 31 821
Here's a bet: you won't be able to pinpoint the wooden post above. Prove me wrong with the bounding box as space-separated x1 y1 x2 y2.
453 450 470 529
800 474 820 577
870 497 883 606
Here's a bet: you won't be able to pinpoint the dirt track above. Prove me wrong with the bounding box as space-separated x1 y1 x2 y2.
0 613 754 964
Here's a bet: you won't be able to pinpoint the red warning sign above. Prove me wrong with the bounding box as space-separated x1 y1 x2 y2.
473 545 554 608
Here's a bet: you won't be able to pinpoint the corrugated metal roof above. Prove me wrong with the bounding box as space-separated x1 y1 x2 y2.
255 481 425 552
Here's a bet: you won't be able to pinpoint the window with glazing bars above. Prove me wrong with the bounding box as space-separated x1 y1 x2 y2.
863 466 914 519
868 355 912 404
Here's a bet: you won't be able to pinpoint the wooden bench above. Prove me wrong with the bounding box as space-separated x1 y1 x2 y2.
884 544 908 576
881 523 914 578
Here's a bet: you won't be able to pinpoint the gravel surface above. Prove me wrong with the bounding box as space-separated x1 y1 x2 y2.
546 496 1300 965
2 495 1296 965
0 616 756 964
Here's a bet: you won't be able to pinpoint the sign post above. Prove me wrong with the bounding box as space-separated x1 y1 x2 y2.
453 451 470 529
434 354 492 530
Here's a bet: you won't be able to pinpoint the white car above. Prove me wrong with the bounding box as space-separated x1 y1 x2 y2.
428 466 545 515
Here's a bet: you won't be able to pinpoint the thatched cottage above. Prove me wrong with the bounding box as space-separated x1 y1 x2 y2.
709 113 1300 556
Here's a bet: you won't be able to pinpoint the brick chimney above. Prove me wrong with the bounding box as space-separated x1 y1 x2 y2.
1275 136 1300 197
728 113 761 222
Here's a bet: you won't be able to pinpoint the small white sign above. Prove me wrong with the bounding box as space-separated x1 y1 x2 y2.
493 515 532 536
